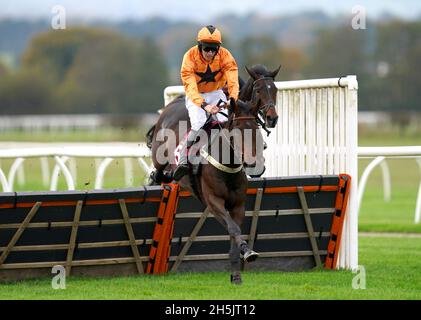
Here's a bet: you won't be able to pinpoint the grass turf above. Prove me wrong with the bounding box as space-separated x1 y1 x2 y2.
0 236 420 300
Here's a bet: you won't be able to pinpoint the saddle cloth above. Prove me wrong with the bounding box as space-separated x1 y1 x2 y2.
174 119 223 166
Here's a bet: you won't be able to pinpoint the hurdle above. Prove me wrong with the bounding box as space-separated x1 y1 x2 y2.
0 175 350 280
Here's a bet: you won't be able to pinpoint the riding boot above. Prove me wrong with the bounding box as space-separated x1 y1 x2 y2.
173 130 198 181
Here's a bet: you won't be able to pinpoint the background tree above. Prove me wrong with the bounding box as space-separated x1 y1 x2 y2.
0 61 8 77
7 28 170 114
0 69 53 114
369 21 421 111
303 24 373 109
238 36 281 79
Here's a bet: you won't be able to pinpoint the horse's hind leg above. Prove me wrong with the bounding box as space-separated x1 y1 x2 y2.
148 162 171 185
148 169 164 185
230 236 242 285
146 124 156 149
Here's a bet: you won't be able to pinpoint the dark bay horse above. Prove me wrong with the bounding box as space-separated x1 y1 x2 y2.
146 64 281 154
152 98 261 283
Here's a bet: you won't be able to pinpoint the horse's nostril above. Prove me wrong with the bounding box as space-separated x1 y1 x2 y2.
265 115 278 128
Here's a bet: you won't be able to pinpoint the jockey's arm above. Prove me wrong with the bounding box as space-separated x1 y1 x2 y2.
180 52 205 108
221 49 239 102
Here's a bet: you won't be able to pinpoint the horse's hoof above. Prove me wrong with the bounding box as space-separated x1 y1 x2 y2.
230 274 242 285
243 250 259 263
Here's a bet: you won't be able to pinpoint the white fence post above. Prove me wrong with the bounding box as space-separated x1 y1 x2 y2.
262 76 359 270
0 167 10 192
8 157 25 191
415 158 421 224
95 157 114 189
358 156 385 214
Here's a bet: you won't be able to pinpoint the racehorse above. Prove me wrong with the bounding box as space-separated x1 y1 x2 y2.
153 98 262 283
146 64 281 154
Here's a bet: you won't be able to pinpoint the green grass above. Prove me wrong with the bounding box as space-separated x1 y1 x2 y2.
358 128 421 147
0 236 420 300
358 158 421 233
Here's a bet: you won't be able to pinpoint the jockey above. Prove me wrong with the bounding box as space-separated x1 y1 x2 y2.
173 25 240 181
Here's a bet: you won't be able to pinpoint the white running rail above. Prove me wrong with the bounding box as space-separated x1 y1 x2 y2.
358 146 421 224
0 143 153 192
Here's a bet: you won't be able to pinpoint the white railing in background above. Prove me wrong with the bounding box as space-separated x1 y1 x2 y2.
1 144 420 224
358 146 421 224
0 143 153 192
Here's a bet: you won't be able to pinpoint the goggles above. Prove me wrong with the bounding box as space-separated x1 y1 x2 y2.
202 46 219 53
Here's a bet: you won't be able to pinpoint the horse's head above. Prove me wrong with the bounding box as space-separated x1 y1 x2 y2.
244 64 281 128
227 98 265 175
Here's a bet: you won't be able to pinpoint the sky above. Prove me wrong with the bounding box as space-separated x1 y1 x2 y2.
1 0 420 22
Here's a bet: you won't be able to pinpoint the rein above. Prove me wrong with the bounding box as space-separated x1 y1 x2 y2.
202 110 255 174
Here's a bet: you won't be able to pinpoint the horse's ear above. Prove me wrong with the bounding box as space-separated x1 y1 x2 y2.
245 65 258 80
269 64 282 79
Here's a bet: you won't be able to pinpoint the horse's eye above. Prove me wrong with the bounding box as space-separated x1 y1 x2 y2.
256 90 260 94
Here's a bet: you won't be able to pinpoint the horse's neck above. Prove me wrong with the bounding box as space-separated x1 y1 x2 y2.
239 78 253 101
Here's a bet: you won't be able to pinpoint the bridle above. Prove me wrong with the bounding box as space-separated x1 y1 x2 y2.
251 77 277 135
251 77 276 113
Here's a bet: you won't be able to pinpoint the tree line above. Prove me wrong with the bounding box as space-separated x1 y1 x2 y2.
0 19 420 114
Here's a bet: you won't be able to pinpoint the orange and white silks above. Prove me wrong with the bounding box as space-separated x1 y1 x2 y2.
180 46 239 107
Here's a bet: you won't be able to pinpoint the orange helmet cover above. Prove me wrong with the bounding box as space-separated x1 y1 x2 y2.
197 25 222 44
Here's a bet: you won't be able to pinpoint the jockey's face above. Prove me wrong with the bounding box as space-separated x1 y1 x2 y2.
201 46 218 62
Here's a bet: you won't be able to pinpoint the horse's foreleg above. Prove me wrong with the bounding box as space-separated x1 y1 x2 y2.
206 195 251 284
230 204 259 264
207 195 243 246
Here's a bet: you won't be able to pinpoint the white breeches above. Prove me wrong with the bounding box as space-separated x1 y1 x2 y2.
186 89 228 131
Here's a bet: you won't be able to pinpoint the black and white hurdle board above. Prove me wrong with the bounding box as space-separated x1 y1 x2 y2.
0 175 351 280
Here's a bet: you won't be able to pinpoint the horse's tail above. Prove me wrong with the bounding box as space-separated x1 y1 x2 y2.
146 124 156 149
